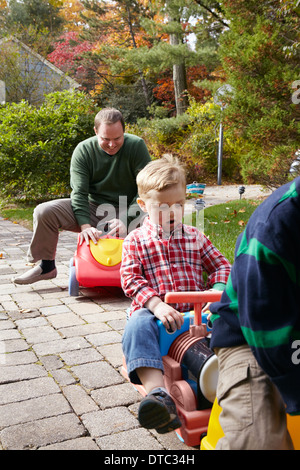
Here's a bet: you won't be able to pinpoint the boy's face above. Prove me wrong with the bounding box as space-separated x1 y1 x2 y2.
138 182 186 234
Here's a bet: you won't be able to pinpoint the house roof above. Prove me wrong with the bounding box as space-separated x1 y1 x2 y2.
0 36 80 89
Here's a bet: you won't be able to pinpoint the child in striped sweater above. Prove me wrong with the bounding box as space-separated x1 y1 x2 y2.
210 177 300 450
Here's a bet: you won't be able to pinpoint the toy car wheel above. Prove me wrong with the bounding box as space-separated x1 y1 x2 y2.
69 259 79 296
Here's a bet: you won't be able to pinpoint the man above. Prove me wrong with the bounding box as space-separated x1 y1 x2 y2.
13 108 151 285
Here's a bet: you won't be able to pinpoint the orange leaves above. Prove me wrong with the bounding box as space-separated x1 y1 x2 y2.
222 207 246 228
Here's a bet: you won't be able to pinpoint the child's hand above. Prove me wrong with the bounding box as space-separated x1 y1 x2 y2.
151 300 184 332
202 302 212 313
145 297 184 332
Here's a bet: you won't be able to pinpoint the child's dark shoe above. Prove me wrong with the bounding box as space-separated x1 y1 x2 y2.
138 388 181 434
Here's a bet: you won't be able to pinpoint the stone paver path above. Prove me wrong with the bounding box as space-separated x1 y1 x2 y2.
0 185 271 451
0 216 194 451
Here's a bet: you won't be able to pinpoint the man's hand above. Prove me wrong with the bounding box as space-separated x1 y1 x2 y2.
107 218 127 238
145 296 184 332
79 225 102 245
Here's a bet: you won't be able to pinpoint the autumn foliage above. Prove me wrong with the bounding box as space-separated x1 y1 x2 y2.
47 32 93 83
153 65 212 110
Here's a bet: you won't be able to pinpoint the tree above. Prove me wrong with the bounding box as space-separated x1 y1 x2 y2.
219 0 300 186
0 0 65 56
153 65 211 109
6 0 64 32
76 0 225 117
79 0 154 111
47 31 94 86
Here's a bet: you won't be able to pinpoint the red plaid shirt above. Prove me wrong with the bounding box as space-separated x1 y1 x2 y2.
121 217 231 316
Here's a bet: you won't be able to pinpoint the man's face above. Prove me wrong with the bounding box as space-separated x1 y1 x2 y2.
94 121 125 155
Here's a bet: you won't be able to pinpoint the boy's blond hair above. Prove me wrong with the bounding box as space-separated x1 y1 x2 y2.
137 154 186 199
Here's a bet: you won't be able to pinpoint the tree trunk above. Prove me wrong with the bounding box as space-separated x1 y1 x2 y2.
169 32 188 115
126 4 151 108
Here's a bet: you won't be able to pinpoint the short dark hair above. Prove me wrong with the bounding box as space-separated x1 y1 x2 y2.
94 108 125 131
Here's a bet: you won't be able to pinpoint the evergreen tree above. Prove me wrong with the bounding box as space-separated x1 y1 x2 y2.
219 0 300 186
1 0 65 55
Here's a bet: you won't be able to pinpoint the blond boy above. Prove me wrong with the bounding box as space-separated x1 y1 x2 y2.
121 155 231 433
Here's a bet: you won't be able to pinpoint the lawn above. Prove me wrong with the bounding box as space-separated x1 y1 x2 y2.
0 197 262 265
203 199 261 263
0 202 35 230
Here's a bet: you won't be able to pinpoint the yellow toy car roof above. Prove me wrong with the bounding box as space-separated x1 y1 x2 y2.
90 238 123 267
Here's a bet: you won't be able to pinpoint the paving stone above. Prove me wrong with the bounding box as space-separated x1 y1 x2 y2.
8 309 41 321
58 322 110 338
1 338 29 353
0 295 12 302
85 330 122 347
91 383 141 409
97 428 164 451
81 407 138 438
99 300 131 311
38 437 100 450
106 318 126 331
0 377 60 405
0 350 37 366
21 325 61 344
0 328 22 341
60 347 103 366
0 393 71 428
0 363 47 384
32 337 90 356
40 355 64 370
0 413 86 450
71 361 123 389
50 368 76 386
15 317 48 329
69 302 105 315
97 342 123 368
81 308 126 323
39 305 71 316
47 312 84 329
63 384 99 415
11 292 43 304
0 320 16 330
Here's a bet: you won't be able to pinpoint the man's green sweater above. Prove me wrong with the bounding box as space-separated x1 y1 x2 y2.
70 133 151 227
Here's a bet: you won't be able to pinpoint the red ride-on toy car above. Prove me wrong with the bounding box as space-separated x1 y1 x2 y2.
68 235 124 296
122 290 222 447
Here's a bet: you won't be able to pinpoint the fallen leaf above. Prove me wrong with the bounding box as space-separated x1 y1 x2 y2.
239 208 246 213
238 220 245 226
223 219 231 223
19 308 32 314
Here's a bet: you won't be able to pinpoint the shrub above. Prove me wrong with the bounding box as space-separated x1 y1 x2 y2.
0 90 97 201
129 99 244 183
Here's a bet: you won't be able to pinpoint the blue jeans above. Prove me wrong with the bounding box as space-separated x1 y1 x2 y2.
122 308 164 385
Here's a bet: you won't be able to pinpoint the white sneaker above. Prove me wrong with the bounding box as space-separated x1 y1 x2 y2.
13 266 57 285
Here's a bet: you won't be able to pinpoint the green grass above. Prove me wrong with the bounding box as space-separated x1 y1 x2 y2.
203 199 261 263
0 198 262 264
0 202 34 230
